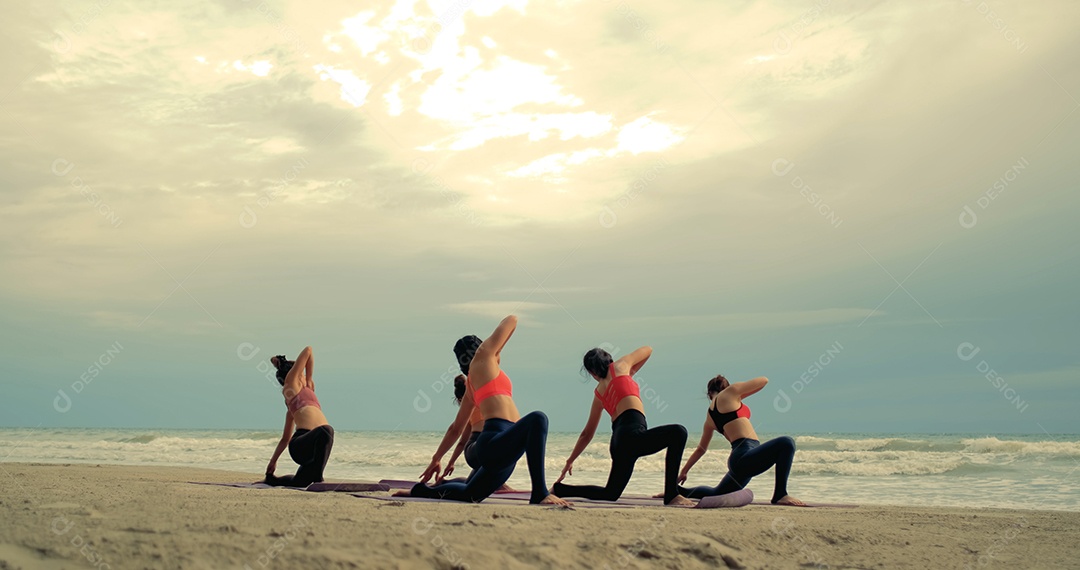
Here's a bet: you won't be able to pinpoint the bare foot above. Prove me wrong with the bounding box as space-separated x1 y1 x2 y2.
495 484 518 493
773 495 807 506
540 494 573 507
392 490 412 497
666 495 695 507
651 492 665 499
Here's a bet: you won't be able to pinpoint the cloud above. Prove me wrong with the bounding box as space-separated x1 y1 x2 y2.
446 301 556 320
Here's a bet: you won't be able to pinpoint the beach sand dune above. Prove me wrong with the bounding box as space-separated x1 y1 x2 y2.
1 463 1077 569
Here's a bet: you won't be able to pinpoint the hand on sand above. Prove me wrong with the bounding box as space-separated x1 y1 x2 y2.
540 494 573 507
773 495 807 506
667 495 695 507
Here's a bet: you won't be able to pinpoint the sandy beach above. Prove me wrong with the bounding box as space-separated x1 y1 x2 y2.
0 464 1077 569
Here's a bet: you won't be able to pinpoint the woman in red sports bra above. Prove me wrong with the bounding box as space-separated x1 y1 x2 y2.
437 375 516 493
261 346 335 487
554 346 693 506
677 374 805 506
403 315 570 506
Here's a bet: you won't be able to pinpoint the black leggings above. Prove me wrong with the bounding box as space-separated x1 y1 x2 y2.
411 412 551 503
553 410 687 504
264 425 335 487
464 431 481 469
679 436 795 503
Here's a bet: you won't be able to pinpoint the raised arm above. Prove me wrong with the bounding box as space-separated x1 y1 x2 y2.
728 376 768 399
304 348 314 389
419 393 476 483
285 346 313 394
614 345 652 376
555 396 605 483
476 315 517 360
678 416 716 484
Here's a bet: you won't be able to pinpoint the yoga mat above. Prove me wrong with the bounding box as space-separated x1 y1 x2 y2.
377 479 522 495
306 482 390 492
379 479 418 489
189 481 389 492
189 482 275 489
351 494 634 509
380 482 704 508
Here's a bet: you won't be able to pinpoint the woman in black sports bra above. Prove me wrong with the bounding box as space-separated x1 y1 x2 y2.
676 374 805 506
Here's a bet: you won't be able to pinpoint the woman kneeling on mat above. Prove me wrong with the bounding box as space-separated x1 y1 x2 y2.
402 315 570 506
437 375 516 492
554 346 693 506
677 374 804 505
261 346 335 487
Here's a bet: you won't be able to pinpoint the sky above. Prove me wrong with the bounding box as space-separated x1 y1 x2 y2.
0 0 1077 435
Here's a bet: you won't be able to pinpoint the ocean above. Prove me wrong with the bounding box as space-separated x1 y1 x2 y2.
2 428 1077 511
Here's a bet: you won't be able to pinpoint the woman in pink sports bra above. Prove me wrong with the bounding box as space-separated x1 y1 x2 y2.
677 374 805 506
261 346 334 487
554 346 693 506
436 376 517 492
403 315 570 506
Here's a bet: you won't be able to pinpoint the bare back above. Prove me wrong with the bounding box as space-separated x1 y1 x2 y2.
469 356 520 422
712 391 758 442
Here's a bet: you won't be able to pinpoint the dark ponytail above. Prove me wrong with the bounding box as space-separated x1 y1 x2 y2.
453 335 483 375
582 348 614 379
453 374 467 404
272 355 293 386
707 374 729 398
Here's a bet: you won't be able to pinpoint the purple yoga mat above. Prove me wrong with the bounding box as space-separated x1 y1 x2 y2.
306 482 390 492
351 494 634 509
382 481 717 507
189 481 389 492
